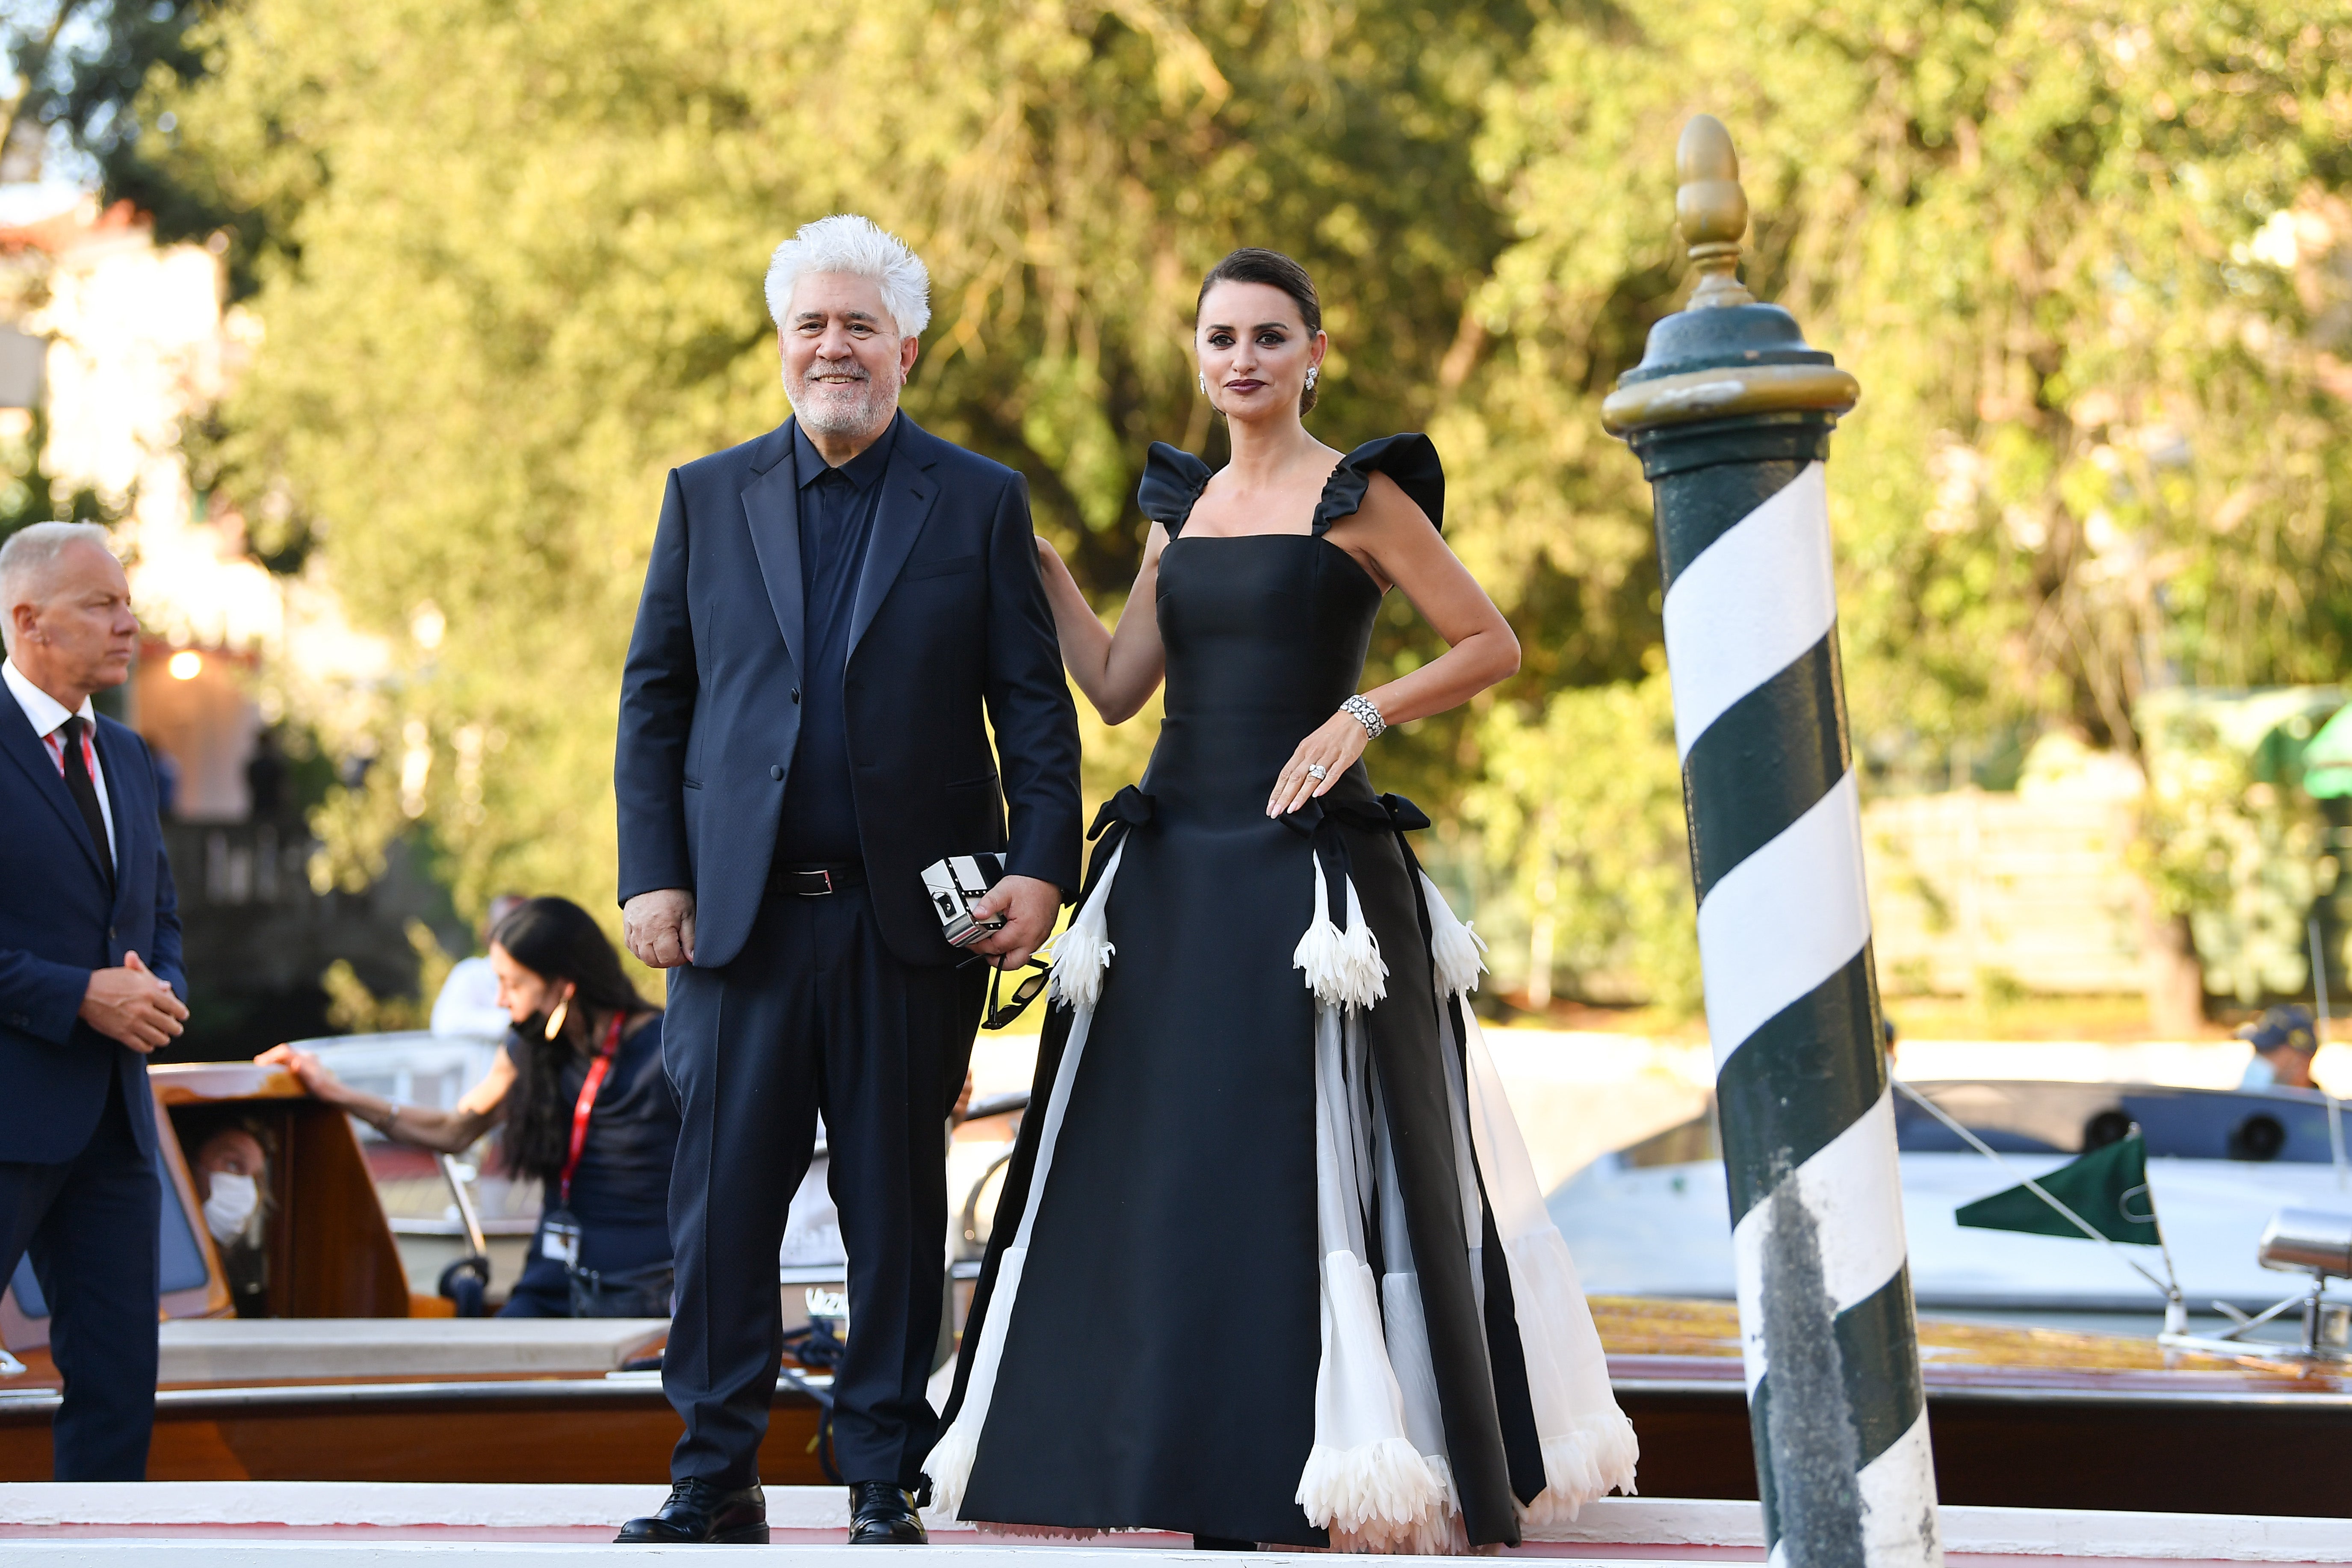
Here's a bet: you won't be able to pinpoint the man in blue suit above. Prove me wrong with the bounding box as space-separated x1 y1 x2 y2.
0 521 187 1480
614 216 1082 1545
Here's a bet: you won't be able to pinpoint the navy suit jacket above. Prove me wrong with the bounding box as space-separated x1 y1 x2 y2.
0 703 183 1164
616 414 1084 970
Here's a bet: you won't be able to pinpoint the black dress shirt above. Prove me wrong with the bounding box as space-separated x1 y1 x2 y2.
777 413 900 863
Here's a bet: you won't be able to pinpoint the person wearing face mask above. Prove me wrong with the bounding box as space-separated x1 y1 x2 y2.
261 896 677 1318
188 1123 272 1317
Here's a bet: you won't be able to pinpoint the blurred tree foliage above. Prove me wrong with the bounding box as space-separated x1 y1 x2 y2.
136 0 1526 939
0 2 271 284
1472 1 2352 759
125 0 2352 1008
1460 663 1701 1013
1454 0 2352 1004
2133 696 2335 1005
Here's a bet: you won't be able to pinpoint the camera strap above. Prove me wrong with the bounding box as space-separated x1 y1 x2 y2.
558 1012 626 1210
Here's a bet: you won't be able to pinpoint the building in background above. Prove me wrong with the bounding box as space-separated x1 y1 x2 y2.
0 199 458 1056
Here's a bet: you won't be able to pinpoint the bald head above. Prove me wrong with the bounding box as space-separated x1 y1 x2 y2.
1 522 136 709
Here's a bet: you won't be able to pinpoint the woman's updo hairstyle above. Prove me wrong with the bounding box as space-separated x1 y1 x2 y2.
1196 248 1324 415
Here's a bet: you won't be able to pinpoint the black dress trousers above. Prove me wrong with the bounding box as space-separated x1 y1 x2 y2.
0 1069 160 1480
662 881 983 1489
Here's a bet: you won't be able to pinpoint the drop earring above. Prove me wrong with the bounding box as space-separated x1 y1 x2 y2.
1304 365 1319 391
544 989 571 1040
1197 372 1207 396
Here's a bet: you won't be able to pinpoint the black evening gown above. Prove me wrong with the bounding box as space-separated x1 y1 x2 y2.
927 437 1635 1552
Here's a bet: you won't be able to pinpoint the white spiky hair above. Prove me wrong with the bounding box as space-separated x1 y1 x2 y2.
763 214 931 339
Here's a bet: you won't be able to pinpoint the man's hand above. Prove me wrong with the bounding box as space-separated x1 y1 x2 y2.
624 888 697 968
964 874 1061 969
80 951 187 1053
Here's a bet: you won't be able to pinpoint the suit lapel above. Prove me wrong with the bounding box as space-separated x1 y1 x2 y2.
740 419 805 671
90 718 134 902
0 698 110 885
847 421 942 659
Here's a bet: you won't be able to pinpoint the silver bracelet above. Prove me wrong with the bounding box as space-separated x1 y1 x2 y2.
1341 694 1387 741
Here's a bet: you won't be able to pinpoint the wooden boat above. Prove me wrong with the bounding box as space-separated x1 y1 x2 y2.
5 1065 2349 1512
1599 1296 2352 1519
0 1061 830 1485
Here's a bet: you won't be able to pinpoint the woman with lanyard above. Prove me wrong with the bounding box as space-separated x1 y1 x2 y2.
263 896 679 1317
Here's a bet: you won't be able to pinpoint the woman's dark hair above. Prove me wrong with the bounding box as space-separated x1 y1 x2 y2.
490 896 649 1183
1196 248 1323 414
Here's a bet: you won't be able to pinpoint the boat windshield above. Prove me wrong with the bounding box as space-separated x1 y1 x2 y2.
1617 1080 2346 1169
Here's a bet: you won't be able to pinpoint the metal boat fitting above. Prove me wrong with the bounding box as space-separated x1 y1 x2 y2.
2259 1207 2352 1278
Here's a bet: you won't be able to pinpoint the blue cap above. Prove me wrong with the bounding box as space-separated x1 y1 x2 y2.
2238 1005 2319 1054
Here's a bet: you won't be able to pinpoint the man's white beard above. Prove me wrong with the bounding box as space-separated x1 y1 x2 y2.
787 358 901 438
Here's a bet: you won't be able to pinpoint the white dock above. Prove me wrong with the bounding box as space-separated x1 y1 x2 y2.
0 1485 2346 1565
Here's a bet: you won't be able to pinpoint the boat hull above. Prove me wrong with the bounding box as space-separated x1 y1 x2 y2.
1617 1371 2352 1518
0 1377 833 1487
8 1364 2348 1515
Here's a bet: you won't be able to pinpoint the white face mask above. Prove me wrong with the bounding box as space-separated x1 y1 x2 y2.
203 1172 260 1243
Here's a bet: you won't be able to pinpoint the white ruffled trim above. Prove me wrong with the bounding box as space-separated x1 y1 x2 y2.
1329 1464 1472 1556
1297 1426 1446 1544
1299 1007 1447 1542
932 841 1132 1515
925 1246 1022 1516
1294 854 1387 1010
1418 870 1489 998
1043 839 1124 1010
1453 1002 1640 1515
1520 1415 1643 1525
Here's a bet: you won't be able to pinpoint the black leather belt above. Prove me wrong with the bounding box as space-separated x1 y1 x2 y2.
772 861 866 897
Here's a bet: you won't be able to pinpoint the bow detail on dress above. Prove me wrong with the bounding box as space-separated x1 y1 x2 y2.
1088 784 1155 841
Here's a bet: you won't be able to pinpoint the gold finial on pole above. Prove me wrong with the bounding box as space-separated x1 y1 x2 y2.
1599 114 1856 434
1675 115 1753 308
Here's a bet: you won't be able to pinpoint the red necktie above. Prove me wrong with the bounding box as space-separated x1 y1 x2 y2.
58 715 113 881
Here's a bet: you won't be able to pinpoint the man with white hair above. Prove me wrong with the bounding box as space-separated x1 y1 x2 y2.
615 216 1081 1545
0 520 187 1479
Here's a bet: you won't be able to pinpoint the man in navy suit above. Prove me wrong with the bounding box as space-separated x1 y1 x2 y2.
0 521 188 1480
614 216 1081 1545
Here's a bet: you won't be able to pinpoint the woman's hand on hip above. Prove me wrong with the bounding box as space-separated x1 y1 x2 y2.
1267 711 1369 818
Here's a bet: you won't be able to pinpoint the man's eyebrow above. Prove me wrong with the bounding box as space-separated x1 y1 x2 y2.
792 308 883 325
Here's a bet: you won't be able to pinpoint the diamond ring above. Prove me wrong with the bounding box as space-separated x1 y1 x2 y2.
1306 763 1329 781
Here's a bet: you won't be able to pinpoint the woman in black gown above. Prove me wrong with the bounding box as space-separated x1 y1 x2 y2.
927 251 1636 1552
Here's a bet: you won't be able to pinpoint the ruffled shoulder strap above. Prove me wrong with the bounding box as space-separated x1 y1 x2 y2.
1137 441 1214 536
1312 433 1444 536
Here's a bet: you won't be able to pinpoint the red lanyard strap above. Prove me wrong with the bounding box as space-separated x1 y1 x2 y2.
558 1013 624 1207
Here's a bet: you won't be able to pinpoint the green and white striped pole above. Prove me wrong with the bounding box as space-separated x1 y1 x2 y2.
1603 117 1941 1568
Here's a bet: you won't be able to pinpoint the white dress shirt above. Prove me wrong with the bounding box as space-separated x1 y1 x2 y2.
3 655 117 866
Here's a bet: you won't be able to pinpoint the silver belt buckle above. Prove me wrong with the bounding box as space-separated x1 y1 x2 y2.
802 868 834 897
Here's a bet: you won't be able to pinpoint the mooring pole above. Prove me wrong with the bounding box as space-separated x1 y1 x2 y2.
1602 117 1941 1568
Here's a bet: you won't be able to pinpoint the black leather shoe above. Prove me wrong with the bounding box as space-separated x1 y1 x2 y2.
847 1481 928 1545
615 1479 768 1544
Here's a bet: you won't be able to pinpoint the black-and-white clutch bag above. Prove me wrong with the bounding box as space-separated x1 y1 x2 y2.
922 853 1006 948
